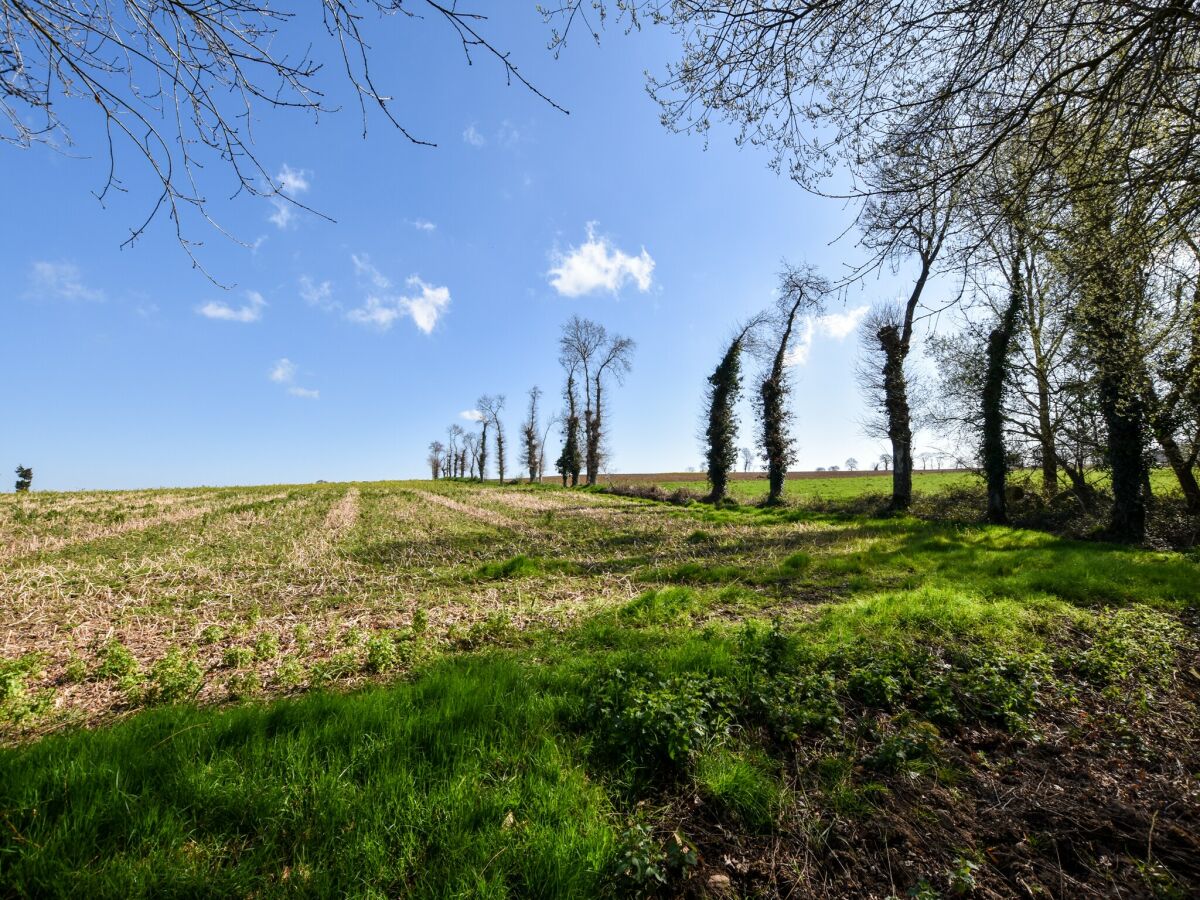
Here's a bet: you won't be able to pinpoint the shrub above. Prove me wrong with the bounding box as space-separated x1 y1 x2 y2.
0 654 52 723
222 646 254 668
611 822 699 898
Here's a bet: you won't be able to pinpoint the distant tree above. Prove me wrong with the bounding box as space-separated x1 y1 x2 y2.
845 457 858 471
538 411 560 485
556 366 584 487
702 316 764 503
446 425 464 479
759 265 827 504
521 387 542 483
741 447 754 473
829 465 840 472
463 433 480 480
559 316 635 485
476 395 506 482
427 442 445 480
880 453 892 470
816 467 826 472
14 465 32 492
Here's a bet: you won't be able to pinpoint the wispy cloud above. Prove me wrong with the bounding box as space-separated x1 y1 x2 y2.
460 409 484 422
351 253 392 290
268 164 311 229
497 120 521 148
786 306 870 366
268 357 319 399
269 358 297 383
29 261 104 302
347 256 450 334
197 290 266 323
299 276 337 311
548 223 655 297
462 124 486 147
409 219 437 232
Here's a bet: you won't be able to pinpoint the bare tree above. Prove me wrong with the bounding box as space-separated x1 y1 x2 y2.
427 441 445 480
3 1 570 269
462 432 480 480
446 424 464 479
741 447 754 473
558 316 634 485
476 394 506 482
845 458 858 471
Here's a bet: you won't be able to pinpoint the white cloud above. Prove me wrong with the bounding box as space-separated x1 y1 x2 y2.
269 358 297 383
460 409 484 422
818 306 870 339
498 120 521 148
347 257 450 334
402 277 451 334
267 356 318 398
410 219 437 232
197 290 266 323
299 276 337 311
268 164 311 229
29 261 104 301
463 124 486 147
548 223 655 297
351 253 392 290
785 305 870 366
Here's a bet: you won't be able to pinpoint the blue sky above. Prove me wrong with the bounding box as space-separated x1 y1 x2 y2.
2 7 937 491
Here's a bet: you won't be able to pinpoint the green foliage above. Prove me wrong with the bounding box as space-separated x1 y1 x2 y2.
0 654 52 723
252 633 279 661
198 625 225 645
96 640 138 680
612 822 699 898
145 649 203 704
225 671 261 701
587 669 733 775
476 554 544 579
222 646 254 668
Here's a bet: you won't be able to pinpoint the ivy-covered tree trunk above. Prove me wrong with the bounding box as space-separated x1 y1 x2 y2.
982 250 1026 524
704 332 747 503
878 324 913 510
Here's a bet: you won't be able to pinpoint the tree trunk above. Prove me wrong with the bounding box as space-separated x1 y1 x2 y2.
1156 428 1200 512
1096 368 1149 541
879 325 912 510
982 252 1025 524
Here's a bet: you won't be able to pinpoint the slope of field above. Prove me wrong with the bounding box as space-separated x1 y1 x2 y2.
1 480 1198 897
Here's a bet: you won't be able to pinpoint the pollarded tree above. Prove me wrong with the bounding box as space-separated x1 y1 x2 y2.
463 433 480 480
14 465 32 492
558 316 635 485
427 442 445 480
477 394 506 483
446 424 464 479
702 315 765 502
759 265 828 504
522 386 542 483
556 369 583 487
